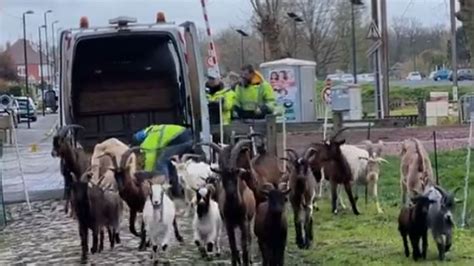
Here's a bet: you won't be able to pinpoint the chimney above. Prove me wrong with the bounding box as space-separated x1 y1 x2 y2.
6 41 11 50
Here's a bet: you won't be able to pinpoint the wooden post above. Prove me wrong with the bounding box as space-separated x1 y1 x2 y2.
332 111 343 133
265 115 277 156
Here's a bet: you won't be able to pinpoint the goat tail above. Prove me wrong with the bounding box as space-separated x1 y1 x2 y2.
365 183 368 205
173 217 184 243
129 210 140 237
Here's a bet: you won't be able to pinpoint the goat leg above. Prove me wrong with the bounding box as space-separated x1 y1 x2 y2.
226 224 241 266
400 230 410 257
344 182 360 215
293 212 304 248
108 227 114 249
91 227 99 254
330 181 338 215
371 181 383 214
421 230 428 259
304 214 314 249
241 221 251 266
173 217 184 243
129 210 140 237
79 223 88 264
409 234 420 261
98 228 104 253
138 221 147 251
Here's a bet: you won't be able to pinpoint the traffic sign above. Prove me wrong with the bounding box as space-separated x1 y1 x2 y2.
366 20 381 40
366 39 382 57
207 56 215 67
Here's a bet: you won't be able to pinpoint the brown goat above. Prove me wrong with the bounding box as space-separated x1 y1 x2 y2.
51 124 91 218
101 148 162 251
400 138 434 206
204 140 256 266
306 128 360 215
254 182 290 266
284 149 317 249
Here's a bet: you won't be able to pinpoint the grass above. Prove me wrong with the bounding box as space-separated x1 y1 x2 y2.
285 149 474 265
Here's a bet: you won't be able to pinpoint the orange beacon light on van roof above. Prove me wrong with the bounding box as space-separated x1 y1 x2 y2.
156 12 166 23
80 17 89 28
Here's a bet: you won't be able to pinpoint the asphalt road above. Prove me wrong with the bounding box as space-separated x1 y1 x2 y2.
2 113 63 203
389 79 474 88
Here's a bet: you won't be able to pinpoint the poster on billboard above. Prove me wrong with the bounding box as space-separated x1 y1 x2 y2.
267 68 298 121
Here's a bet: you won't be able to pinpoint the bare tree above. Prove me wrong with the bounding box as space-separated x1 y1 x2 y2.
457 0 474 65
0 52 18 81
250 0 285 60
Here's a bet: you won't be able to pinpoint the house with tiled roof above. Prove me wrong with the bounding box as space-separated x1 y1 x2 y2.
4 39 52 84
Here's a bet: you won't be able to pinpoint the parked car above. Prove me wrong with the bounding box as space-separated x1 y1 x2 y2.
341 74 355 83
326 74 342 82
357 73 375 83
406 71 422 81
449 68 474 81
429 71 437 80
16 96 37 122
433 69 450 81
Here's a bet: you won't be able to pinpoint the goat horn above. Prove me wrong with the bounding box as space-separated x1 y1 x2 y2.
196 142 223 155
99 152 119 171
376 157 388 163
120 146 141 169
330 127 349 141
284 149 299 162
58 124 85 138
230 139 252 169
303 147 318 160
181 153 202 162
452 186 462 195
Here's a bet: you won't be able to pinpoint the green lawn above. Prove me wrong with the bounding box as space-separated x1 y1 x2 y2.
286 149 474 265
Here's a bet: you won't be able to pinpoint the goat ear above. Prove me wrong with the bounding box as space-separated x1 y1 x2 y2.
162 183 172 191
170 160 178 167
359 156 369 161
454 197 463 204
210 167 221 174
335 139 345 145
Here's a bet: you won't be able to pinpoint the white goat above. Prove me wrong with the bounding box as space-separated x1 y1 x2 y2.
171 154 216 215
335 140 386 214
192 185 222 258
142 182 183 261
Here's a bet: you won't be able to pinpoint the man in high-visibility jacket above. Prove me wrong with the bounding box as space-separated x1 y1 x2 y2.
205 74 236 126
234 64 276 119
132 124 193 196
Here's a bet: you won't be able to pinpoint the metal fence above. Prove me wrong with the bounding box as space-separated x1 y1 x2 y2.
0 140 6 229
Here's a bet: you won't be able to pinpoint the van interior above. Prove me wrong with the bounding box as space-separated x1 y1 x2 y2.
71 33 188 150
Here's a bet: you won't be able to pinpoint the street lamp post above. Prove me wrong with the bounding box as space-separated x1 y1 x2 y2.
287 12 303 58
51 20 59 87
38 25 46 116
236 29 249 66
44 10 52 88
350 0 364 84
22 10 34 129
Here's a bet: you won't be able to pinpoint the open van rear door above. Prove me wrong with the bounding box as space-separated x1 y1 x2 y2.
180 22 210 146
58 29 73 127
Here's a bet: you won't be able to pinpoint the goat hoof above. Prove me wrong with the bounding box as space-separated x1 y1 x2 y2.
215 251 221 257
138 245 147 251
162 244 168 251
90 247 97 254
115 233 121 244
206 242 214 253
80 256 87 264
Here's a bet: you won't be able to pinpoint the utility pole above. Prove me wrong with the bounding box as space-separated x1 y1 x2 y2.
236 29 249 66
350 0 364 84
44 10 52 87
371 0 383 119
380 0 390 116
38 25 46 116
450 0 458 101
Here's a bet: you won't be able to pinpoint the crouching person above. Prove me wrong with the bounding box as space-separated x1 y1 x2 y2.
132 124 199 197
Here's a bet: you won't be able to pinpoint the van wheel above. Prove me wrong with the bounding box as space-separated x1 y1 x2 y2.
31 117 37 122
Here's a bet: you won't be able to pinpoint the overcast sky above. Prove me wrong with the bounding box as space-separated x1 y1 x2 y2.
0 0 459 45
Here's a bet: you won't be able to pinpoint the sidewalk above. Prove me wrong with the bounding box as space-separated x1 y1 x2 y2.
2 114 63 203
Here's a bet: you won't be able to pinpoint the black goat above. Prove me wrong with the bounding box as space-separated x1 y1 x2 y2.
398 194 436 261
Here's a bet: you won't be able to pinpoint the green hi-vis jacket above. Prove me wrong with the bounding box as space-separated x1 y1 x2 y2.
207 88 236 125
140 124 186 171
234 71 276 113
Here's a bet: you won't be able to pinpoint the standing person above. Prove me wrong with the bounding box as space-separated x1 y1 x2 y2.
132 124 196 196
234 64 276 119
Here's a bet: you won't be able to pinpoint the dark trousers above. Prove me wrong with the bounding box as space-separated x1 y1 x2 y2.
155 129 194 197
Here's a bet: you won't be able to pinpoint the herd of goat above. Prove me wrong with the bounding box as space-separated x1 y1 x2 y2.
49 125 462 265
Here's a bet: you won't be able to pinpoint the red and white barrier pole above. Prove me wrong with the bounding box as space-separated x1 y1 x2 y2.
200 0 220 77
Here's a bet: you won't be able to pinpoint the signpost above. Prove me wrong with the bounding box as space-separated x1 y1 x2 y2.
366 19 384 119
322 79 332 140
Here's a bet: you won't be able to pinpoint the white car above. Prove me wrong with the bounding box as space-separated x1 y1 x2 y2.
341 74 355 83
357 73 375 83
406 72 422 81
326 74 342 82
428 71 436 80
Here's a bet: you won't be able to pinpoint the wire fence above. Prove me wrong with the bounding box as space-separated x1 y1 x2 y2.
0 140 6 229
1 142 62 204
